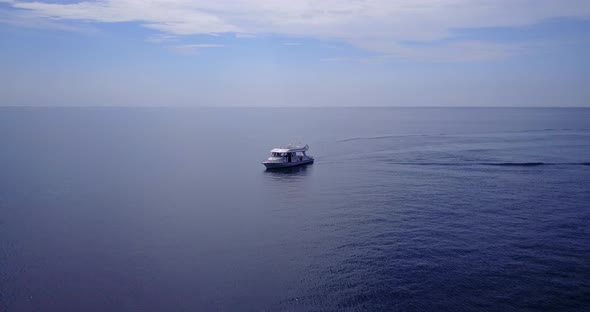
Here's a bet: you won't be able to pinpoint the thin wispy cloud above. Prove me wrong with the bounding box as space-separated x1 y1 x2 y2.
3 0 590 61
235 33 257 39
0 8 97 34
371 41 530 62
171 43 225 55
321 56 382 64
146 34 179 44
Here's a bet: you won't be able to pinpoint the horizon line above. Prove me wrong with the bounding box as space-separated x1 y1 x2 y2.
1 105 589 109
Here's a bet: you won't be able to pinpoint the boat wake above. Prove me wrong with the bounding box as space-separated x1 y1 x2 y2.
386 162 590 167
337 128 590 143
485 162 546 167
337 134 429 142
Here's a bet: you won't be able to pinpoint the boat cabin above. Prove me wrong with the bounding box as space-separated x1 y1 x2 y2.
270 151 307 162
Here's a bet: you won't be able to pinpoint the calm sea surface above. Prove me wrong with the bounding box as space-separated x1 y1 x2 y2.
1 107 589 311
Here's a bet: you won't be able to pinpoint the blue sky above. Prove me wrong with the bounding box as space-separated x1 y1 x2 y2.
1 0 589 107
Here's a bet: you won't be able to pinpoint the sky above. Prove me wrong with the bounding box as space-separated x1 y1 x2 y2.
0 0 589 107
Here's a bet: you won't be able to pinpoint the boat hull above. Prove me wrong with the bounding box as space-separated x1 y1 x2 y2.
263 159 314 169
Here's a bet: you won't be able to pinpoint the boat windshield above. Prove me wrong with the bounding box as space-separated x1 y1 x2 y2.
272 152 286 157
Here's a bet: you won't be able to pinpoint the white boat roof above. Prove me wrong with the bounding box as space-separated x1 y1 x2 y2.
270 144 309 153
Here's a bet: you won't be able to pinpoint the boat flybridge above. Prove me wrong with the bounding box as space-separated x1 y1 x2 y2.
262 144 314 169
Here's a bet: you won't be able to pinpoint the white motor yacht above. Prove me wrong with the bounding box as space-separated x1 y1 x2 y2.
262 144 314 169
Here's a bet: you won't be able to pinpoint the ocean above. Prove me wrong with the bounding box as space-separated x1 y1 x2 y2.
1 107 589 311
